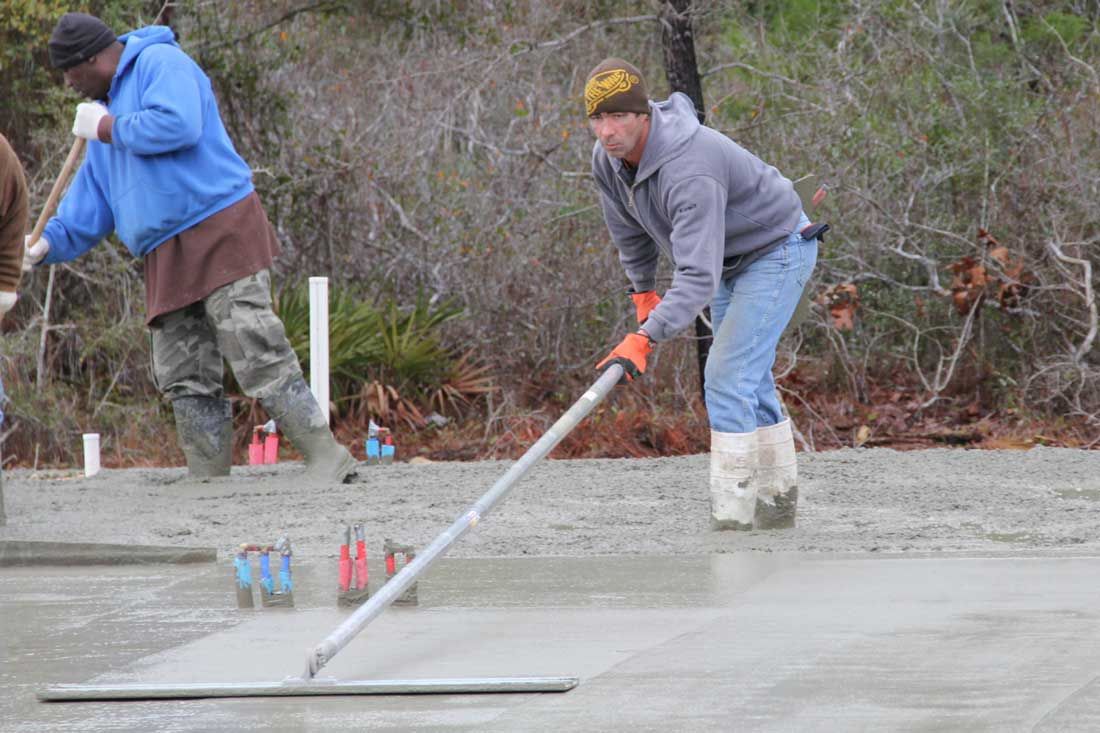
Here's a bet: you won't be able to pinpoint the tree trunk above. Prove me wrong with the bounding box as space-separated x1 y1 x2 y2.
659 0 712 403
661 0 706 123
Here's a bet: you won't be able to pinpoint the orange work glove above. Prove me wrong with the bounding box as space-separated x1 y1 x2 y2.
596 332 653 382
629 289 662 325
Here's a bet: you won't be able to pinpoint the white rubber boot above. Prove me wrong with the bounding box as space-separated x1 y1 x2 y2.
754 419 798 529
710 429 758 531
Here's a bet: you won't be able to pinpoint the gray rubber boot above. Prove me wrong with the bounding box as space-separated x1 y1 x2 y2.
753 419 798 529
172 396 233 478
260 377 357 484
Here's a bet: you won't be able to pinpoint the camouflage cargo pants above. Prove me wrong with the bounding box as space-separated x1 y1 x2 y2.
150 269 302 401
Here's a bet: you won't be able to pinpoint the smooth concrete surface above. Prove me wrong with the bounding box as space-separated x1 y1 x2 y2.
3 554 1100 731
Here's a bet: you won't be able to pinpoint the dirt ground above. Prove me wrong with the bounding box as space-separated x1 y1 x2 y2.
2 447 1099 559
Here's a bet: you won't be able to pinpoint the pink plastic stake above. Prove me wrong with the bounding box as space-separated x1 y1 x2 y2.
263 433 279 464
248 428 264 466
337 526 352 592
354 524 367 591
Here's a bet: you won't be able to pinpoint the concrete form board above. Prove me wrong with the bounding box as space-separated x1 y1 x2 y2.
0 540 216 567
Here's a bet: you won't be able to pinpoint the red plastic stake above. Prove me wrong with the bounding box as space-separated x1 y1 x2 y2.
354 524 367 591
338 526 352 592
248 428 265 466
263 433 279 464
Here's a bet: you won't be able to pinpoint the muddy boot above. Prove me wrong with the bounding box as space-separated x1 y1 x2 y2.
172 396 233 478
710 429 758 531
754 419 798 530
261 377 357 483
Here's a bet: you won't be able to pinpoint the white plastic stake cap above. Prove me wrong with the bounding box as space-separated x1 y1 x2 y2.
82 433 101 477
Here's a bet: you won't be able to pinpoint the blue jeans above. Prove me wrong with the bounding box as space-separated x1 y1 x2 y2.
704 214 818 433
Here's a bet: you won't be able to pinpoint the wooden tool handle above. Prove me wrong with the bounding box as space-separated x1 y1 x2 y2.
27 136 87 243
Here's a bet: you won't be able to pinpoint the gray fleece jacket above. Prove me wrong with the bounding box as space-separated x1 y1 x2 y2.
592 92 802 342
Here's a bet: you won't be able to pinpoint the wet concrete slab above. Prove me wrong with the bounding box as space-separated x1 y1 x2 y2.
3 554 1100 731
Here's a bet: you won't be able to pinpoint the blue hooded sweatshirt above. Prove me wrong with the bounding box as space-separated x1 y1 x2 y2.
42 26 254 263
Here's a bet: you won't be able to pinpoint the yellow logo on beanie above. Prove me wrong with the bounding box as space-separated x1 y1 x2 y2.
585 69 640 116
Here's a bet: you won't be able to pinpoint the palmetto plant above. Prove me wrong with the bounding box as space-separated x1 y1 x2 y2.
274 284 492 427
427 349 494 417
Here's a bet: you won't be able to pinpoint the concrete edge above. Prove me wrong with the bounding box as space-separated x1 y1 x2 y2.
0 540 217 567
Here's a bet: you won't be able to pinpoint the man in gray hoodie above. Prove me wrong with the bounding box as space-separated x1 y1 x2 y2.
588 58 821 531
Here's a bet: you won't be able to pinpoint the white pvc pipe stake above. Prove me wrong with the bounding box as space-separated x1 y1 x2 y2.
308 277 330 424
82 433 100 477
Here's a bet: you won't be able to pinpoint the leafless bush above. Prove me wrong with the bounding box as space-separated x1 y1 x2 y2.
5 0 1099 466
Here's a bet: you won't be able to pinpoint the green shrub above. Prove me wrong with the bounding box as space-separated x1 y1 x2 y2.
273 283 488 422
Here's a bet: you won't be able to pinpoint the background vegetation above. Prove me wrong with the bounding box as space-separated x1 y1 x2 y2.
2 0 1098 468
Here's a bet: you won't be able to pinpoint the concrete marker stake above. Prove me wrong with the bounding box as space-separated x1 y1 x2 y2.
308 277 330 424
234 547 254 609
82 433 100 477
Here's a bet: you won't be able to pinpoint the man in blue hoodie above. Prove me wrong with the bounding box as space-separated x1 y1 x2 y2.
23 13 355 482
588 58 822 531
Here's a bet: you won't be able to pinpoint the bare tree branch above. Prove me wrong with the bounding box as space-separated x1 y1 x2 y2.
515 15 658 54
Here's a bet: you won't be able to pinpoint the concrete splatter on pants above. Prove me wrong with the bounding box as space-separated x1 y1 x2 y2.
151 269 302 401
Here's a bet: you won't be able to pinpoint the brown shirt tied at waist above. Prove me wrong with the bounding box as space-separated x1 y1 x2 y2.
144 191 281 324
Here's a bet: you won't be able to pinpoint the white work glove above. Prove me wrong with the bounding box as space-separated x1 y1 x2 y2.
23 234 49 272
72 102 109 141
0 291 15 316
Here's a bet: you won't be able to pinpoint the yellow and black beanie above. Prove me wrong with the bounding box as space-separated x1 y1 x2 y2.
584 58 649 117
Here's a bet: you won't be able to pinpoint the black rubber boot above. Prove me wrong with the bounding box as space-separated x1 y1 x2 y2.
172 396 233 478
260 377 357 483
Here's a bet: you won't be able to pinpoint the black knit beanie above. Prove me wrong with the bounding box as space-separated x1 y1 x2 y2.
49 13 117 70
584 58 649 117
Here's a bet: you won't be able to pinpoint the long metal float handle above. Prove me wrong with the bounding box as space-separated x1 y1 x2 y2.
303 364 624 679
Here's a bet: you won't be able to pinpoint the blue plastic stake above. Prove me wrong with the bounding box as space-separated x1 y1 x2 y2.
234 549 254 609
279 553 292 593
259 552 274 595
235 552 252 589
